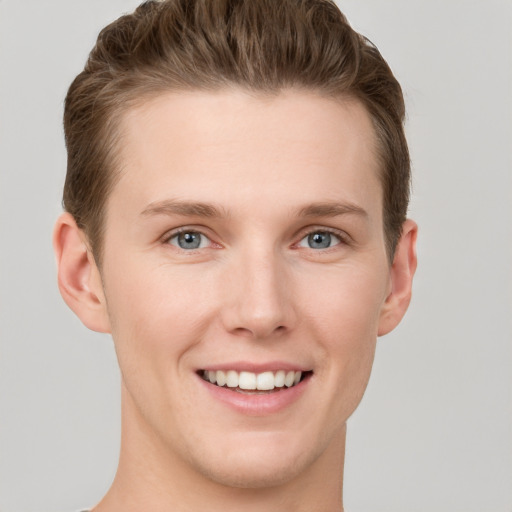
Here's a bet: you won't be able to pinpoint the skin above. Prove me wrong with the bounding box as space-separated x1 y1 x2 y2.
54 89 417 512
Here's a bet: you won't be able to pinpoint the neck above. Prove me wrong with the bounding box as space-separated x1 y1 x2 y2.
93 385 346 512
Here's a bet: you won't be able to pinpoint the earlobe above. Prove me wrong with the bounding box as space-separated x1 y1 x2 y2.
378 219 418 336
53 212 111 333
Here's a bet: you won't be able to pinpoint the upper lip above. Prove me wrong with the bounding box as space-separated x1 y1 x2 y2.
199 361 312 373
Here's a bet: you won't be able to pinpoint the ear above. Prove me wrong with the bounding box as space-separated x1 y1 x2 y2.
378 219 418 336
53 212 111 333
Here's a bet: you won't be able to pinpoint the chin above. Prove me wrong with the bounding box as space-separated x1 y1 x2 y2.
185 430 328 490
197 455 307 490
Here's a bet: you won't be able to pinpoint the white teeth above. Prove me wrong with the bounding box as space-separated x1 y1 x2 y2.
284 371 295 387
225 370 239 388
238 371 257 390
216 370 227 387
256 371 275 391
274 370 285 387
203 369 305 390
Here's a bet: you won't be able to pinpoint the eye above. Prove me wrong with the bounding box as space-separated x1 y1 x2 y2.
298 230 342 250
168 230 210 250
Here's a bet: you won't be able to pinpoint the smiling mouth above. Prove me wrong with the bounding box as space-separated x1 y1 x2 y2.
199 369 312 393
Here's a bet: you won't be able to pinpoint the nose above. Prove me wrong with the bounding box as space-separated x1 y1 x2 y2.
220 247 297 340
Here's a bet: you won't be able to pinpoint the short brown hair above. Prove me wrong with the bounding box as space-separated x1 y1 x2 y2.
63 0 410 263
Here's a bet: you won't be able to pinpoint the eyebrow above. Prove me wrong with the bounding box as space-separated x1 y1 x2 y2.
141 199 228 218
140 199 368 220
296 201 368 219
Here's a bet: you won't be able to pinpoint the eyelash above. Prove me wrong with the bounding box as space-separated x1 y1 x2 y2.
162 226 350 252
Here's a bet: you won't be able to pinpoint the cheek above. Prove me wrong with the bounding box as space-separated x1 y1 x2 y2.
106 255 207 329
301 263 386 414
103 259 216 382
301 259 387 339
102 258 220 434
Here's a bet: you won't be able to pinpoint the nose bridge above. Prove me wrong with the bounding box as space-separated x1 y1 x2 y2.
222 243 295 339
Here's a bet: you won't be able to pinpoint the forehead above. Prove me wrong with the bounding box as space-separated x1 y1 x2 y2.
109 89 382 222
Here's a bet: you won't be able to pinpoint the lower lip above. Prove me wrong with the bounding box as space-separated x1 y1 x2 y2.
197 374 311 416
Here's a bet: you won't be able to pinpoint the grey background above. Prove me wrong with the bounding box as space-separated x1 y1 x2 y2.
0 0 511 511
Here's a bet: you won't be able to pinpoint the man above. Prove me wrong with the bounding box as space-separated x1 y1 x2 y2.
53 0 417 510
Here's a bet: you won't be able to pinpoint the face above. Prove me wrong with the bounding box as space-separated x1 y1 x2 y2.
98 89 393 488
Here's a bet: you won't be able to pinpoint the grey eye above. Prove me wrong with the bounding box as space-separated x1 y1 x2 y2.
298 231 340 249
169 231 208 250
308 232 331 249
